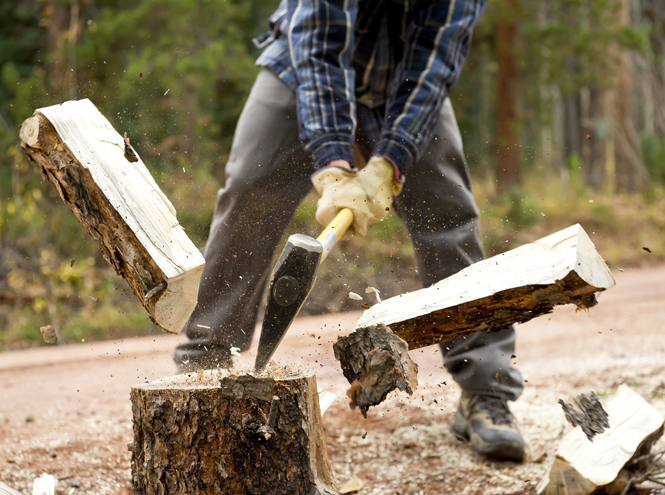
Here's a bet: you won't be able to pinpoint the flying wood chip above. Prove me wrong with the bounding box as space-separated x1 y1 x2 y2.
40 325 58 344
123 132 139 163
558 392 610 441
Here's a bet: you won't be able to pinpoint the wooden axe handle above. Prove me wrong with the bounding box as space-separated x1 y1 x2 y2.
316 207 354 262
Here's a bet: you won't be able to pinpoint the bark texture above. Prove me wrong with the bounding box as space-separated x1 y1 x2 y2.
20 112 168 327
131 369 337 495
333 324 418 417
377 271 599 351
19 102 204 334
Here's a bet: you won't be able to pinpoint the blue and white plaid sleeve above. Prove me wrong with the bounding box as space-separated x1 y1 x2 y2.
374 0 487 173
287 0 359 170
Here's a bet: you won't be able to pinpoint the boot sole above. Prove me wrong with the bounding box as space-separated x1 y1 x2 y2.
474 442 525 462
452 414 525 462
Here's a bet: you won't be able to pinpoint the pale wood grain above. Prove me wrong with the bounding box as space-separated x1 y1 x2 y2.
355 224 615 349
20 99 205 333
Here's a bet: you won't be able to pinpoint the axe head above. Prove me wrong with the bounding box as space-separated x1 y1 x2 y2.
254 234 323 370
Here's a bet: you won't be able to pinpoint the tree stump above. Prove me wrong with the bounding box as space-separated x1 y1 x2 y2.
19 99 205 333
130 368 338 495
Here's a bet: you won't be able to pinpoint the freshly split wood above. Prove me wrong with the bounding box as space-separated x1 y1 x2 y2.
20 99 205 333
538 384 665 495
335 224 615 412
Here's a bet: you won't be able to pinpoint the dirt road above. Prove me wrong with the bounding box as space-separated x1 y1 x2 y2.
1 265 664 494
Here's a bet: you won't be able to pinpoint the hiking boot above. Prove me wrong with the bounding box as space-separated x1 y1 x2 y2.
452 392 526 462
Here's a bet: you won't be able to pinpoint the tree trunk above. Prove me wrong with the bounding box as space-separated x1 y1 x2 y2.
130 369 338 495
19 99 205 333
644 0 665 137
563 88 581 165
584 85 606 190
613 0 648 191
494 2 522 193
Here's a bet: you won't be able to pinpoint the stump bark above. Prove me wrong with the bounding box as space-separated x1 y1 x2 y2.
19 99 205 333
130 368 338 495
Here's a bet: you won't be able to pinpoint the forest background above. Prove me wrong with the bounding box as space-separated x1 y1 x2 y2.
1 0 664 350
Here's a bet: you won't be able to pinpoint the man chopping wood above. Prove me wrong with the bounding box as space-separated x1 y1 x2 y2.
174 0 526 461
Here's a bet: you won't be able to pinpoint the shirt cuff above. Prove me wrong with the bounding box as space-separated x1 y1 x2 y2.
309 134 356 170
374 133 418 174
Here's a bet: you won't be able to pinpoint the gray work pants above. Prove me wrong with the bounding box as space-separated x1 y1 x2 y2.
174 69 523 401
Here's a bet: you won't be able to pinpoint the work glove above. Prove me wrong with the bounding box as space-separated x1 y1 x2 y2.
357 156 403 223
311 167 372 236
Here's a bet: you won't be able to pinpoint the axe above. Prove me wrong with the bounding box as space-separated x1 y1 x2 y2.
254 208 353 370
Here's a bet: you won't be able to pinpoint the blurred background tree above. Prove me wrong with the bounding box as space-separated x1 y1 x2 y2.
1 0 664 349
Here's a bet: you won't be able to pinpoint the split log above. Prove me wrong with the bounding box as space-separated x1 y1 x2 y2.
354 224 614 347
0 482 24 495
19 99 205 333
334 224 614 411
130 368 338 495
334 324 418 417
537 384 665 495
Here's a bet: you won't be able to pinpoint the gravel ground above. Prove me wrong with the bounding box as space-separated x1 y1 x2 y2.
1 265 664 494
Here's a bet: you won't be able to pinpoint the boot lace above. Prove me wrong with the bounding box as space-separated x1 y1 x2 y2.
469 395 513 426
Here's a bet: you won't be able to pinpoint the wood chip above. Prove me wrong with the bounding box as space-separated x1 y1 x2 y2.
39 325 57 344
365 286 381 304
123 132 139 163
32 473 55 495
339 477 364 494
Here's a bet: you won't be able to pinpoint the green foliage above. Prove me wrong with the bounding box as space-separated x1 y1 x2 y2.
641 134 665 184
0 0 273 349
453 0 651 181
475 172 665 262
73 0 266 176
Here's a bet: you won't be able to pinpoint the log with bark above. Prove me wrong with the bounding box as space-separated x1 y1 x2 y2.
19 99 205 333
334 224 615 412
537 384 665 495
130 368 338 495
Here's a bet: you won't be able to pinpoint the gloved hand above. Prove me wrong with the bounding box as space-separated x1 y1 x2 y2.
311 166 372 236
357 156 403 223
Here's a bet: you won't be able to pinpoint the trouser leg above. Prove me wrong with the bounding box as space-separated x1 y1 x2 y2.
174 69 312 367
389 99 524 401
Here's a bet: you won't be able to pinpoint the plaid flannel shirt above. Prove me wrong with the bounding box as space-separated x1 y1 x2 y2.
255 0 487 174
